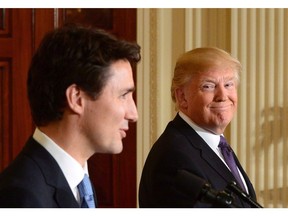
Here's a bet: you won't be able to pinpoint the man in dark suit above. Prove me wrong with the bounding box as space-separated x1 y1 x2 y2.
139 47 257 208
0 24 141 207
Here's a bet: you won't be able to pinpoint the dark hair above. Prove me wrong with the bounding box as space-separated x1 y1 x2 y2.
27 24 141 126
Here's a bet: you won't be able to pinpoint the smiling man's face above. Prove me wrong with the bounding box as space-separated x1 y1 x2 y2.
177 67 238 135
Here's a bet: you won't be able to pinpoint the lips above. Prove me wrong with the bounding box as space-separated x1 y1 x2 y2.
210 104 233 111
120 128 128 138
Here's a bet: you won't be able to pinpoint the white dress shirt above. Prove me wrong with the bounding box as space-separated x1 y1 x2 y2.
33 128 89 204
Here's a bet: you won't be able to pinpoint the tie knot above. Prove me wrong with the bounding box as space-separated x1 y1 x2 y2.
218 136 232 151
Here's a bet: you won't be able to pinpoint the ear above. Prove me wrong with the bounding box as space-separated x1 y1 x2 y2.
175 87 188 109
66 84 84 114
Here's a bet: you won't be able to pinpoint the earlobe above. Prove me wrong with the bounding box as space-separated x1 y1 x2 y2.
66 84 83 114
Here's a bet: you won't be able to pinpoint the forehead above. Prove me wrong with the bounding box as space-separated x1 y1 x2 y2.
195 67 236 80
110 59 132 76
184 69 237 90
105 60 134 87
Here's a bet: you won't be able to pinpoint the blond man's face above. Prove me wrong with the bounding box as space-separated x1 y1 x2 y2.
177 67 238 135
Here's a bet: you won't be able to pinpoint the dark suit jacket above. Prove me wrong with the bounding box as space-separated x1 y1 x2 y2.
139 114 257 208
0 137 97 208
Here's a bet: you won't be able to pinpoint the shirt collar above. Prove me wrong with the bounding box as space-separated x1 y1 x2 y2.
178 111 222 154
33 128 88 189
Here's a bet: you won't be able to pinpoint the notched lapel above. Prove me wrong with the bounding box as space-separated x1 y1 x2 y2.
172 114 236 184
55 188 79 208
200 145 236 182
25 138 80 207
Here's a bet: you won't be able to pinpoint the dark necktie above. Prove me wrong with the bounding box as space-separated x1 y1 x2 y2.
78 174 96 208
218 136 246 192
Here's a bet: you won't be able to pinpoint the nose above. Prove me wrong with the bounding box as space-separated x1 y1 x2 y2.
215 84 228 102
127 99 138 123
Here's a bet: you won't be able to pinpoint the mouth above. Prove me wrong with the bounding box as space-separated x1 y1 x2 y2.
120 128 128 138
210 103 233 111
211 106 230 111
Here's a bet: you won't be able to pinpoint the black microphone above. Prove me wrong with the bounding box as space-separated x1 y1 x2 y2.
226 181 263 208
176 169 238 207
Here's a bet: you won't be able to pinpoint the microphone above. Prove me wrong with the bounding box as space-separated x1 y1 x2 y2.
176 169 238 207
226 181 263 208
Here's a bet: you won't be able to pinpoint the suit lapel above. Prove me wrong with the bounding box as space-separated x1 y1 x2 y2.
172 114 257 200
172 114 237 184
23 138 80 207
232 152 257 199
54 188 79 207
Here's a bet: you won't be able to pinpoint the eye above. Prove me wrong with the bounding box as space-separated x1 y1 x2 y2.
120 90 133 99
201 83 216 91
225 81 235 88
121 92 128 99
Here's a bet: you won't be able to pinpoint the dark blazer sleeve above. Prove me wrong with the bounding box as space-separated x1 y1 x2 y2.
0 137 79 208
138 114 257 208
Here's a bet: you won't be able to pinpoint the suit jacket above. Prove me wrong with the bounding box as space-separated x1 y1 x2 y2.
0 137 97 208
139 114 257 208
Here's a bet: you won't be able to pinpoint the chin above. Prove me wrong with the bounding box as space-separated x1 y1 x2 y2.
97 143 123 154
112 149 123 154
111 144 123 154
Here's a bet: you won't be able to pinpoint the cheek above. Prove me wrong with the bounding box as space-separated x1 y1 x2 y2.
231 95 238 111
195 93 213 107
234 95 238 105
106 103 126 123
83 100 113 128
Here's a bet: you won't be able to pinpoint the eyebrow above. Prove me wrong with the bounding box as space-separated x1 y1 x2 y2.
124 86 136 93
200 76 235 83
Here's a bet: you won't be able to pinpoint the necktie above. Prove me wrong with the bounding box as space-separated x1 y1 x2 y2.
218 136 246 192
78 174 96 208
